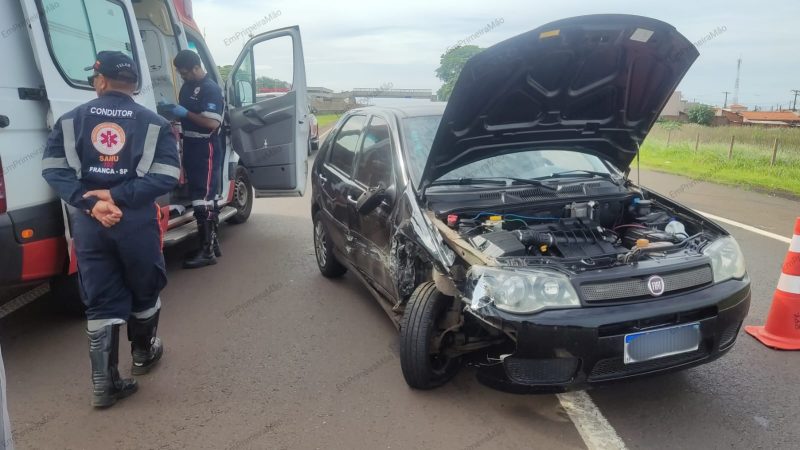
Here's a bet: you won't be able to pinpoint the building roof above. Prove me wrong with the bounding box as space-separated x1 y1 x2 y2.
739 111 800 122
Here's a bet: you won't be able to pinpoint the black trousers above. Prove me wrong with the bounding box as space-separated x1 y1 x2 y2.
71 204 166 320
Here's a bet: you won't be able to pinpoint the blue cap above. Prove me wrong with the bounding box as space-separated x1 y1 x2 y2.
86 51 138 82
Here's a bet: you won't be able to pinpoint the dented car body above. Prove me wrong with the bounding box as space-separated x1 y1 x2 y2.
311 14 750 393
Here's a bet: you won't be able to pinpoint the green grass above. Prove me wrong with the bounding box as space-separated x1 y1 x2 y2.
316 114 341 129
639 137 800 197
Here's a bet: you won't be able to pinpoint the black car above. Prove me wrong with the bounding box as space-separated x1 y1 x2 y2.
310 14 750 393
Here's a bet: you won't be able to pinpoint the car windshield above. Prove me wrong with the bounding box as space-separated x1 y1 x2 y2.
402 115 614 187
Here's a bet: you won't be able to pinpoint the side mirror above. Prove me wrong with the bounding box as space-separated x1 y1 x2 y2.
356 184 394 215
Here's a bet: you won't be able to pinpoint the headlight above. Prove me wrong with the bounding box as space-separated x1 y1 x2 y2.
466 266 580 314
703 236 747 283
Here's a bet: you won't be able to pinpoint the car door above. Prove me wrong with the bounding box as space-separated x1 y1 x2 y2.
317 114 367 259
348 115 398 296
19 0 153 267
19 0 155 119
226 26 309 197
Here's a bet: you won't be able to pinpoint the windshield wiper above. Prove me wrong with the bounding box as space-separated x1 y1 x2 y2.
544 170 614 179
429 177 557 191
429 177 507 187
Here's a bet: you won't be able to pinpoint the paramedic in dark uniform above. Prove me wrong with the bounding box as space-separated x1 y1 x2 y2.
41 51 180 408
163 50 224 269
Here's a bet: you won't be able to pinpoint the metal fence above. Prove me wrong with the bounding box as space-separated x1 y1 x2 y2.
646 123 800 165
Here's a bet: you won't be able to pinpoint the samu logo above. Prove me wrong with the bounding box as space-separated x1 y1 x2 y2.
91 122 126 156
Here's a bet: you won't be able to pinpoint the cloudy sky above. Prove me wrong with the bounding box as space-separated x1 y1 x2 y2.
194 0 799 110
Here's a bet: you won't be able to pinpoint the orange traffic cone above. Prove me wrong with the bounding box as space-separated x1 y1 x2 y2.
745 217 800 350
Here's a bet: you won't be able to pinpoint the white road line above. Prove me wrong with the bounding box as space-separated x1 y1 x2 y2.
0 283 49 320
557 391 627 450
696 210 792 244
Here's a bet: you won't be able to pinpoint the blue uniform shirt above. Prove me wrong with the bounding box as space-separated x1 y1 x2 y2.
42 91 180 210
178 75 224 139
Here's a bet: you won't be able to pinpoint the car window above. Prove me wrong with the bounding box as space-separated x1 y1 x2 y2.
41 0 136 88
329 115 366 175
401 115 442 186
443 150 611 180
354 116 393 187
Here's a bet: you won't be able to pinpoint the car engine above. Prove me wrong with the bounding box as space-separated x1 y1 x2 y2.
443 197 711 269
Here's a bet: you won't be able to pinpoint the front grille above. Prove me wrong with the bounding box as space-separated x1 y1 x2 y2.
580 265 714 302
504 357 579 385
588 348 708 381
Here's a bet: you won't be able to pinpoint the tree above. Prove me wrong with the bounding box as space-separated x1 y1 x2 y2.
687 104 715 126
217 65 233 81
256 76 290 90
435 45 483 101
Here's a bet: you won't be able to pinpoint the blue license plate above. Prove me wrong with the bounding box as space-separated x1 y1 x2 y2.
624 322 700 364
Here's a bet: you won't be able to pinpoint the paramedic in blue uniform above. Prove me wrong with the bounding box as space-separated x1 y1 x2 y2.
41 51 179 408
163 50 224 269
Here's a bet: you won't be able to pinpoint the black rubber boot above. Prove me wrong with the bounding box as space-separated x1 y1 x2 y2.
128 311 164 375
182 220 206 261
88 324 138 408
183 219 217 269
211 216 222 258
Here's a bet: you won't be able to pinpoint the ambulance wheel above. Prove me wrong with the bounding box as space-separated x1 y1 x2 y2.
50 273 87 316
228 166 253 224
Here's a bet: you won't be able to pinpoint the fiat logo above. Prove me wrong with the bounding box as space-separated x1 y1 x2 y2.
647 275 665 296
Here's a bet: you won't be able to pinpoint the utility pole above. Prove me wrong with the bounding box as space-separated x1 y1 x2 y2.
791 89 800 111
722 91 731 108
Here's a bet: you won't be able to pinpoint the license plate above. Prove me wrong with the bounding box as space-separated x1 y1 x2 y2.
624 322 700 364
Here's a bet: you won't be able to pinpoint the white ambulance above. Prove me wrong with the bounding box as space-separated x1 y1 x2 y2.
0 0 309 307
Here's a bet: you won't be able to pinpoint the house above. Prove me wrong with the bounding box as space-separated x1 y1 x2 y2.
739 111 800 127
659 90 689 120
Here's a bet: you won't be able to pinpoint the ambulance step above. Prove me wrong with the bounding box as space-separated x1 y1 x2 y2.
163 206 237 246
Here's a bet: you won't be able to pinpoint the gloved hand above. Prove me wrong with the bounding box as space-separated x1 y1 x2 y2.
157 101 188 118
171 104 188 118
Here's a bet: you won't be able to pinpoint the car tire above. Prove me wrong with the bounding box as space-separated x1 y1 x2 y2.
49 273 87 316
313 210 346 278
227 166 253 225
400 282 461 389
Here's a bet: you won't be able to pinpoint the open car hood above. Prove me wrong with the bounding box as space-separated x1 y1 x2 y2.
421 14 699 189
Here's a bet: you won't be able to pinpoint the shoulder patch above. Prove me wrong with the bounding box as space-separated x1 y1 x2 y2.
207 103 218 111
91 122 126 155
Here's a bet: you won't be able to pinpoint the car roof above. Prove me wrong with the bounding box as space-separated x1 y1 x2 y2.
348 103 446 119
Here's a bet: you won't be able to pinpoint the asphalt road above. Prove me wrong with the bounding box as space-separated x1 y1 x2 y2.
2 164 799 450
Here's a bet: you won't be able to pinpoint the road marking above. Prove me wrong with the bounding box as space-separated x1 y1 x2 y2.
557 391 627 450
697 210 792 244
0 283 49 320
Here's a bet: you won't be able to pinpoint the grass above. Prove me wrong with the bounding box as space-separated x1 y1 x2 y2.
640 124 800 197
316 114 341 129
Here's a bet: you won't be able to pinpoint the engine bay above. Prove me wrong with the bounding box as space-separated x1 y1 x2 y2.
439 195 715 270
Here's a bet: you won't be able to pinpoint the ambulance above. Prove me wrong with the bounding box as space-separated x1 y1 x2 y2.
0 0 309 308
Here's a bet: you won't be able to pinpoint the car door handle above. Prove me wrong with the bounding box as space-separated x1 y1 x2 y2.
242 109 266 125
346 195 358 205
318 173 328 183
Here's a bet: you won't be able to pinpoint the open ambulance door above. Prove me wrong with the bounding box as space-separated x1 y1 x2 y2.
226 26 309 198
18 0 152 269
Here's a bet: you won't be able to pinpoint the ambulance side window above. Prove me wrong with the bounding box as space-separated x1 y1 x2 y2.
40 0 137 88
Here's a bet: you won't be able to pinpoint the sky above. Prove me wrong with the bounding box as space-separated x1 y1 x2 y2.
193 0 800 110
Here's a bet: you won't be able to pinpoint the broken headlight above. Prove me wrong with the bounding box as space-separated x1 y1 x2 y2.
702 236 746 283
466 266 580 314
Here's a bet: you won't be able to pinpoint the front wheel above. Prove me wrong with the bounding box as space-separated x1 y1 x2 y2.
400 282 461 389
227 166 253 224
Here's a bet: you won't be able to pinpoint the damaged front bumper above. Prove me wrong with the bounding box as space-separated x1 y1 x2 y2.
465 277 751 394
